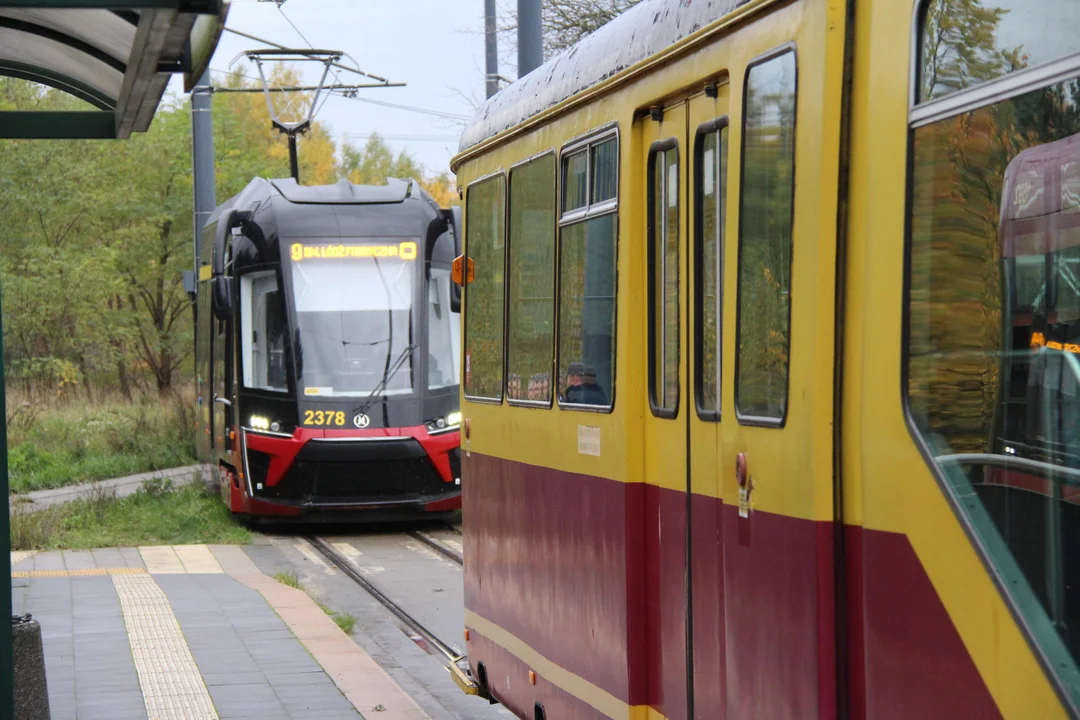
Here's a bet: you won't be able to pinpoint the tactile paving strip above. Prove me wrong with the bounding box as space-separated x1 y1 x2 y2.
12 567 147 577
112 574 219 719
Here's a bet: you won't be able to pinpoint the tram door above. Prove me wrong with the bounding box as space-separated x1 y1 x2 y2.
643 40 842 718
641 98 691 720
713 44 840 718
640 85 734 718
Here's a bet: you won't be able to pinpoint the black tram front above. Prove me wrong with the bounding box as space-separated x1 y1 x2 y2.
194 177 462 519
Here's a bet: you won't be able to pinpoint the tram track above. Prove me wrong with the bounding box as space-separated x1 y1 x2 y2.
305 534 463 664
408 529 463 565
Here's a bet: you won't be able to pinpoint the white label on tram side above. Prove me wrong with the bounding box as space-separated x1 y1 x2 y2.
578 425 601 456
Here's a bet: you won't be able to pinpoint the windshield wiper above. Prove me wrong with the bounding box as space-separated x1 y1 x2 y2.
353 343 417 417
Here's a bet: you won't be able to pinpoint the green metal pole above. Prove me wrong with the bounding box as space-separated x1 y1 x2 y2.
0 275 12 720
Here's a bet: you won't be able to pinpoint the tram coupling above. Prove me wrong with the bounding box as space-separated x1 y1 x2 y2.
448 656 497 704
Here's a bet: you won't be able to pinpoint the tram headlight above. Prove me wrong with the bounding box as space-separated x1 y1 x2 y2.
425 411 462 433
250 415 270 431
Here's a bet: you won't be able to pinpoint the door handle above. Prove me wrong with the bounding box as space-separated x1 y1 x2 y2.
214 395 232 407
736 452 753 518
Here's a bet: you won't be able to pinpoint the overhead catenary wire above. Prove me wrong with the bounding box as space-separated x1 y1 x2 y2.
224 26 390 84
209 67 469 122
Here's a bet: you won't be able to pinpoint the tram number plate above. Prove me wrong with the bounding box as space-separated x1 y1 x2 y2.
303 410 346 427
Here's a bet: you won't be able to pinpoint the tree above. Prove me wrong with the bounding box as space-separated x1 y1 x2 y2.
496 0 644 74
340 132 425 185
340 132 459 206
540 0 643 55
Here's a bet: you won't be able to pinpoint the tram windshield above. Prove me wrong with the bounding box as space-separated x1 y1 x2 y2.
289 240 422 398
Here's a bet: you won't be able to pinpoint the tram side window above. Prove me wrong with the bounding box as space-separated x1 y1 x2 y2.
428 266 461 391
919 0 1080 103
240 270 288 393
507 153 556 404
464 175 506 401
648 140 680 416
558 134 618 409
696 122 728 419
736 50 796 422
907 48 1080 671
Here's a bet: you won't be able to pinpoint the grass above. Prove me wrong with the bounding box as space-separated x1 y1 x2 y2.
7 391 196 494
275 573 357 636
332 611 357 635
9 478 251 551
273 569 300 588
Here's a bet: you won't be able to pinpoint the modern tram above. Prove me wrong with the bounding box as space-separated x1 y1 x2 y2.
448 0 1080 718
194 176 463 520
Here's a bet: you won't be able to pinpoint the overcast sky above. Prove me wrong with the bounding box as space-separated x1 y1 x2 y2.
166 0 490 175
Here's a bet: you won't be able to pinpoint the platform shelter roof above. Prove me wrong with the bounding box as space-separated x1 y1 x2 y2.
0 0 228 139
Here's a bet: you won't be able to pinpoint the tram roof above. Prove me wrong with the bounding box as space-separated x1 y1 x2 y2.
456 0 751 157
208 176 441 235
0 0 228 139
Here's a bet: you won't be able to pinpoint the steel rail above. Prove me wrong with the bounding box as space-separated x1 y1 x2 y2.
305 535 461 664
408 530 463 565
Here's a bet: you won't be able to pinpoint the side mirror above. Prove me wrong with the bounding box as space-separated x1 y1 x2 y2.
211 276 232 321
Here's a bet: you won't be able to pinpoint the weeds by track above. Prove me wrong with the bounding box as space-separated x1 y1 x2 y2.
305 535 462 663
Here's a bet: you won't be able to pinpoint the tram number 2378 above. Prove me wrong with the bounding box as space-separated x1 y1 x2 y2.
303 410 346 427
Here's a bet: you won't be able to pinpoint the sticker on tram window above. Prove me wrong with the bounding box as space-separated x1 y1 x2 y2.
290 241 417 262
303 410 347 426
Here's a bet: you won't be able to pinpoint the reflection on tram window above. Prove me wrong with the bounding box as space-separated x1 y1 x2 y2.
919 0 1080 103
649 141 680 415
291 248 416 397
736 50 796 421
558 132 618 410
507 154 556 404
240 270 288 393
464 175 507 400
696 124 728 418
907 74 1080 667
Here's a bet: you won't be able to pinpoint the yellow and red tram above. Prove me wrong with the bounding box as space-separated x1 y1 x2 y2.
451 0 1080 717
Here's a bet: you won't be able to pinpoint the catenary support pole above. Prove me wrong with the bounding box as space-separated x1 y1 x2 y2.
484 0 499 98
191 68 215 274
1 276 13 720
517 0 543 78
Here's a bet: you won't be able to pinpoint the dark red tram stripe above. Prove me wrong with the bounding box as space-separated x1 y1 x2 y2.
463 453 645 706
465 453 1000 719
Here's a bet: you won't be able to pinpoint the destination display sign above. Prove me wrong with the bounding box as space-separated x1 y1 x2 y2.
290 241 418 262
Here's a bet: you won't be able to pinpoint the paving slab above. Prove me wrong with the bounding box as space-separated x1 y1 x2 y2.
10 543 440 719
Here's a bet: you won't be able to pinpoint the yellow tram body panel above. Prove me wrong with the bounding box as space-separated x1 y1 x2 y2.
453 0 1080 717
